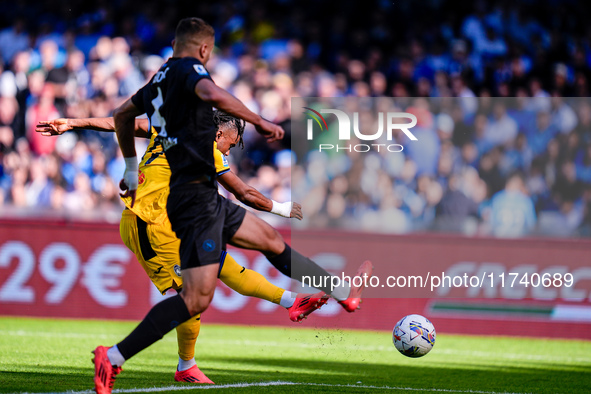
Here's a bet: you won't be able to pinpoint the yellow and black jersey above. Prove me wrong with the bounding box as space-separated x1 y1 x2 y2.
120 128 231 225
214 141 231 176
120 127 170 225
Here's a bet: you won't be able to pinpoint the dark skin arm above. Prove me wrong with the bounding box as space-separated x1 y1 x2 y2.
217 170 303 220
114 98 145 207
114 98 144 157
194 78 284 142
35 110 300 217
36 117 151 138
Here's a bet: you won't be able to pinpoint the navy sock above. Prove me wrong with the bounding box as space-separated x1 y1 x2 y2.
117 294 191 360
267 243 335 295
267 243 292 276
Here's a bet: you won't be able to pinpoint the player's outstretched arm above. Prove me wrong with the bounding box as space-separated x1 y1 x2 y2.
114 99 145 207
217 170 302 220
194 78 284 142
35 117 151 138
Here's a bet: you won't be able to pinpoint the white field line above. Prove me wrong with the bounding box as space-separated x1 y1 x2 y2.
2 329 590 364
15 380 533 394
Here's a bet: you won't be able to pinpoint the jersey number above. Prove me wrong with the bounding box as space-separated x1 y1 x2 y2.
150 87 168 137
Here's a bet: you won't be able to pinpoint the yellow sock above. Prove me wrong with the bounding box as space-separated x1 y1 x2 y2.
219 252 284 304
175 314 201 361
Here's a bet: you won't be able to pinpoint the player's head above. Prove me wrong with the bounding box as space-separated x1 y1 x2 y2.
213 110 245 156
172 17 215 64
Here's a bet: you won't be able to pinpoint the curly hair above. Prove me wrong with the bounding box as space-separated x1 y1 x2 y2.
213 110 245 149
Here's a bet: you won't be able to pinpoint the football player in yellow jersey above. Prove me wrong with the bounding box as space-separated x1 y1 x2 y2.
36 114 328 384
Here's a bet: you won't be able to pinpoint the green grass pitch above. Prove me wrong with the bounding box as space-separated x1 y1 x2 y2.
0 316 590 393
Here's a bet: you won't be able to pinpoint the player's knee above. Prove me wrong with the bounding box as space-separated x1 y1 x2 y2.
255 223 282 252
185 294 214 316
180 288 215 316
266 227 284 254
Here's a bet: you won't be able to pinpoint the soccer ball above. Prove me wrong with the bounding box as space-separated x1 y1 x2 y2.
392 314 436 357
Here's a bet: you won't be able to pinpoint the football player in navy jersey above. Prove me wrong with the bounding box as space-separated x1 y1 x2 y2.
92 17 372 393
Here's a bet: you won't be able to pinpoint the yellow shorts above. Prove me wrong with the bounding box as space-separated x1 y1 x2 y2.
120 209 183 294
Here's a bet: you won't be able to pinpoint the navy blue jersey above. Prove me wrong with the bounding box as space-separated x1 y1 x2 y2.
131 57 216 188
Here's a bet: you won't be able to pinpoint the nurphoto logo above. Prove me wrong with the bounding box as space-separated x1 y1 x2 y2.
304 106 418 153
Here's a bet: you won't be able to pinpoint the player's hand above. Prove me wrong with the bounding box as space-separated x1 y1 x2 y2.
255 118 284 142
119 178 137 208
120 157 139 207
290 202 303 220
35 119 71 136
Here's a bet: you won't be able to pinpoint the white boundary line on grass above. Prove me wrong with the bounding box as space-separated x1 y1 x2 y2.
18 381 532 394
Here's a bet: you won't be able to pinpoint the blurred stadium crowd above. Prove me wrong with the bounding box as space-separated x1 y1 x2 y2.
0 0 590 236
293 96 591 238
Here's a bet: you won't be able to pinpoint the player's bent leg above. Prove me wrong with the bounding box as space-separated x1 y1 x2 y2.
100 266 217 370
218 251 284 304
174 314 213 384
229 212 347 296
229 211 295 278
114 294 193 361
228 211 284 256
176 315 200 365
92 293 192 394
218 251 328 322
179 263 219 316
122 211 205 381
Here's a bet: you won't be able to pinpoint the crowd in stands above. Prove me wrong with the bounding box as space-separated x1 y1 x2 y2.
0 0 590 236
293 96 591 237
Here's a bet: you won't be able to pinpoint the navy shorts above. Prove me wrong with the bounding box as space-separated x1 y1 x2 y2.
167 182 246 269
